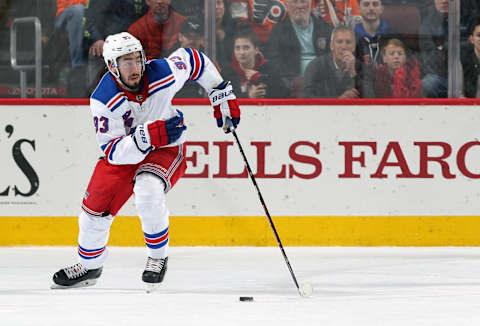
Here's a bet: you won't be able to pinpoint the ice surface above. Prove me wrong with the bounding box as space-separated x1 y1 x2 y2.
1 247 480 325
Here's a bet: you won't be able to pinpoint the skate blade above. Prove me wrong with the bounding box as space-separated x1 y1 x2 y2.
145 282 161 294
50 279 98 290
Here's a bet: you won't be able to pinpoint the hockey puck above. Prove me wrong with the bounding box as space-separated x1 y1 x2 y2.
239 296 254 302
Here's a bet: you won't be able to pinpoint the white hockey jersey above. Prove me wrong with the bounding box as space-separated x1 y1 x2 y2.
90 48 223 165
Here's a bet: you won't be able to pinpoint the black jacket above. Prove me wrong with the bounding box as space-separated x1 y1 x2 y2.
419 10 448 78
461 43 480 98
84 0 148 49
302 53 374 98
266 14 332 89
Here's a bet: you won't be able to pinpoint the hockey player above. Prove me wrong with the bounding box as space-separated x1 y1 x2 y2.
51 32 240 291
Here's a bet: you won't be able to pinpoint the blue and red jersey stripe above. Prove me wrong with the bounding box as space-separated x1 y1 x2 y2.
106 92 126 112
148 74 175 97
185 48 205 82
102 137 122 163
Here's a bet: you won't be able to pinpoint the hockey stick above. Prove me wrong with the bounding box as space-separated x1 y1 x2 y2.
225 118 313 297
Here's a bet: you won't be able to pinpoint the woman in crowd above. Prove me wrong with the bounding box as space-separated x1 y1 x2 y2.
215 0 237 69
222 30 287 98
374 38 422 98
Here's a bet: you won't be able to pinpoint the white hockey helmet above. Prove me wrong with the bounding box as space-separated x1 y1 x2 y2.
103 32 146 79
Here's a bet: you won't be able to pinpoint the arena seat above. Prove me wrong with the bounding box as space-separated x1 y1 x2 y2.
382 4 421 53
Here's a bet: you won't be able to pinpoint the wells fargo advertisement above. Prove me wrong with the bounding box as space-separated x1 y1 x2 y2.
1 104 480 245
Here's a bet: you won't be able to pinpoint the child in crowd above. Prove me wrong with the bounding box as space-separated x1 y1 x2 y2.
375 38 422 98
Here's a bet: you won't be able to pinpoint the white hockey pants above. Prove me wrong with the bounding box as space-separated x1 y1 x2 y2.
78 173 170 269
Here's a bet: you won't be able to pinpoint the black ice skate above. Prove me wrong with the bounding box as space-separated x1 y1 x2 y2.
142 257 168 293
51 263 103 289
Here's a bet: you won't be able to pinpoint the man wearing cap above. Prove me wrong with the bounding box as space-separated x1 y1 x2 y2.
177 16 205 50
170 16 206 98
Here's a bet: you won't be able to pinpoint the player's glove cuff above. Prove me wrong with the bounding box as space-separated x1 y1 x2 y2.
132 123 153 154
133 110 186 153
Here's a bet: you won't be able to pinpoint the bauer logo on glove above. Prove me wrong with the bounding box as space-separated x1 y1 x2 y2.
210 88 234 104
208 81 241 133
138 127 148 143
133 110 186 153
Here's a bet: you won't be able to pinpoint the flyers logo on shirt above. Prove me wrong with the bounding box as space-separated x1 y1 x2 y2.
252 0 287 25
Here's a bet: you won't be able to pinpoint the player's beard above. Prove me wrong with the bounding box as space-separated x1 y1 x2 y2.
121 74 142 92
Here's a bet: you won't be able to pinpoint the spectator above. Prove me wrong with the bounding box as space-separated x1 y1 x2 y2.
375 38 422 98
461 16 480 98
84 0 148 93
419 0 448 98
267 0 332 97
177 16 204 50
313 0 361 27
222 31 288 98
354 0 398 67
215 0 237 70
172 16 205 98
128 0 185 60
302 26 374 98
170 0 235 69
53 1 87 97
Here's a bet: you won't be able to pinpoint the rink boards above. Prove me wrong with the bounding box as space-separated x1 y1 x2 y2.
1 102 480 246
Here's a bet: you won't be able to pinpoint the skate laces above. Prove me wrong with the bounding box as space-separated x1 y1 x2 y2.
145 257 166 273
64 263 88 279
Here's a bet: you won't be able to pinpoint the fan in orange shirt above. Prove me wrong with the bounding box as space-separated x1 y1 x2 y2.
56 0 87 17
